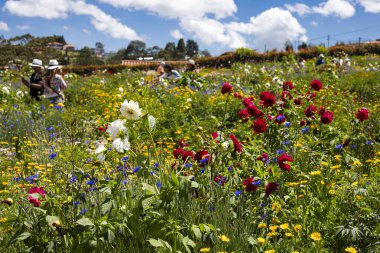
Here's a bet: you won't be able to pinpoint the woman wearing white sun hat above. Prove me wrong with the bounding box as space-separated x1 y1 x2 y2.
21 58 45 101
44 59 67 104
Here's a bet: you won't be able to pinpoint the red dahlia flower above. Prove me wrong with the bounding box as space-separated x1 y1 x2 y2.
293 98 302 105
304 105 317 117
243 177 258 192
242 97 254 107
265 182 279 197
182 150 195 162
229 134 243 153
234 92 243 99
283 81 294 90
253 118 267 134
28 186 45 207
277 153 293 172
356 107 369 121
214 175 227 186
260 91 276 107
238 109 250 121
221 82 233 94
310 79 323 91
320 110 334 124
177 139 188 148
98 124 108 132
173 148 184 158
247 104 264 118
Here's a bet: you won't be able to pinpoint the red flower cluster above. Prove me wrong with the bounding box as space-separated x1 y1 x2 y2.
293 98 302 105
356 107 369 121
98 124 108 132
242 97 253 107
253 118 267 134
277 153 293 172
177 139 188 148
229 134 243 153
310 79 323 91
243 177 258 192
247 104 264 118
238 109 250 121
320 110 334 124
260 91 276 107
221 82 233 94
283 81 294 90
304 105 317 117
173 148 194 162
234 92 243 99
265 182 279 197
28 186 45 207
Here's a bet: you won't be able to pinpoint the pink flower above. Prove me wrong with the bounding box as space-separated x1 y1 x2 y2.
28 186 45 207
310 79 323 91
221 82 233 94
277 154 293 172
320 110 334 124
229 134 243 153
356 107 369 121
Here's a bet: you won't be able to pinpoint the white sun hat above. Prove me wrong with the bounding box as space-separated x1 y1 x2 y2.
29 59 43 67
47 59 61 70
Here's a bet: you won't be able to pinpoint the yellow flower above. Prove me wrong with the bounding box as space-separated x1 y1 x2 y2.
269 225 278 232
320 161 328 166
199 248 211 252
271 217 279 224
268 232 278 237
280 223 289 230
0 218 8 223
309 170 322 176
330 165 341 170
353 160 362 166
285 233 294 237
294 224 302 231
264 250 275 253
292 251 301 253
344 247 357 253
257 237 266 244
310 232 322 241
272 202 282 212
334 155 342 161
218 234 230 243
258 222 267 229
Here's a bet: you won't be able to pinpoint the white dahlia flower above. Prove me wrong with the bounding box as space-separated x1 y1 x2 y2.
112 138 130 153
120 100 142 120
106 119 127 140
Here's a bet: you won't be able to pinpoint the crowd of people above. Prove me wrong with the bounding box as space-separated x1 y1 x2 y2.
20 58 67 104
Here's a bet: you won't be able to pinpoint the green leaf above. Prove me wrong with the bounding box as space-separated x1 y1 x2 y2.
46 215 60 228
248 236 257 245
191 181 199 188
171 172 180 187
148 238 163 248
142 183 157 195
101 201 113 216
16 232 31 241
99 186 112 195
76 218 94 227
107 229 115 243
191 226 201 240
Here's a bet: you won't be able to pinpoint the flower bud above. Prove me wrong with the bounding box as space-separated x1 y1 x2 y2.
2 198 13 206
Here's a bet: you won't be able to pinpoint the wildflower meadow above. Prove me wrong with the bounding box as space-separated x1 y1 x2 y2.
0 56 379 253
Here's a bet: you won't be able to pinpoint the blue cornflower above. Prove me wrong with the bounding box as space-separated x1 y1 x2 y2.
366 140 373 145
200 169 205 174
87 179 98 185
282 140 290 145
153 163 159 168
301 127 310 133
271 158 278 163
276 115 285 122
49 133 56 138
252 180 262 186
234 190 242 196
276 149 284 155
184 163 192 168
13 177 21 181
49 153 57 159
284 122 291 127
156 182 162 190
132 166 141 173
335 144 343 149
46 126 54 131
121 156 129 162
150 171 155 175
227 165 233 172
73 201 80 207
25 174 38 184
350 145 357 148
260 203 268 207
68 175 77 183
79 209 89 215
199 158 209 163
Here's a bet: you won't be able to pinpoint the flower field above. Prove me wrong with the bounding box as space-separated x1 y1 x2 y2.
0 57 379 253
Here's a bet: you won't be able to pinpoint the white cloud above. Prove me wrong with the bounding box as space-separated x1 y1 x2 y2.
98 0 237 19
82 29 91 35
358 0 380 13
0 21 10 31
63 25 69 30
284 3 311 16
3 0 142 41
312 0 355 19
170 29 183 40
228 8 307 50
286 0 355 19
311 21 319 26
16 25 30 30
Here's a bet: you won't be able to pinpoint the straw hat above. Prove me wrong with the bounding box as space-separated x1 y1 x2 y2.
29 59 43 67
47 59 61 70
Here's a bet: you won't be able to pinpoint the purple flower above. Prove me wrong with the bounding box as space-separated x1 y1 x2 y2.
132 166 141 173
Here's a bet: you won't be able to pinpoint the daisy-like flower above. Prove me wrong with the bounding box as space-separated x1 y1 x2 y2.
257 237 266 244
120 100 142 120
112 138 130 153
106 119 127 140
310 232 322 241
218 234 230 242
344 247 357 253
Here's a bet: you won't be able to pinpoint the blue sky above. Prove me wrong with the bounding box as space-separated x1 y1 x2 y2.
1 0 380 55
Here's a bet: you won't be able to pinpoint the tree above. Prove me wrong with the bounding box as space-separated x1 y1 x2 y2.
284 40 294 52
176 38 186 59
200 50 211 57
186 39 199 58
125 40 146 59
75 47 104 66
95 42 104 49
297 41 308 51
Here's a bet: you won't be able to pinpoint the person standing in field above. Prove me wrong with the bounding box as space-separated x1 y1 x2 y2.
21 59 45 101
44 59 67 104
